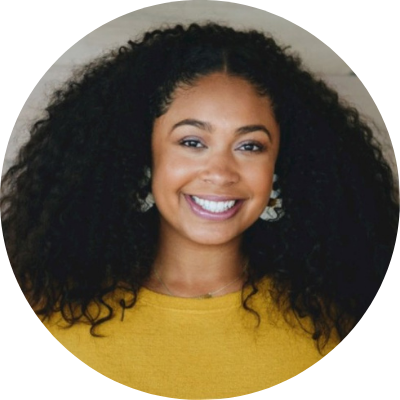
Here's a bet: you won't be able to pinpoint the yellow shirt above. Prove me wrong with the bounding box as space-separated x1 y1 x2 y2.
44 280 337 399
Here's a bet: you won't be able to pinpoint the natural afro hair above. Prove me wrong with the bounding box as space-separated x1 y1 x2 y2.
1 23 398 346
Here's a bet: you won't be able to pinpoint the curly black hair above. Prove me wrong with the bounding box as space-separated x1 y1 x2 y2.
1 23 398 347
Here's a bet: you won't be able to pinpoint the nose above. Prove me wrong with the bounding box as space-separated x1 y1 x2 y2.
199 151 240 186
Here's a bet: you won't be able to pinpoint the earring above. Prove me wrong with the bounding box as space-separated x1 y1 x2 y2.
139 167 155 212
259 174 283 221
140 192 155 212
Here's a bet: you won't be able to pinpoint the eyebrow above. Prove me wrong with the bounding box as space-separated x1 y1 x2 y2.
170 118 272 140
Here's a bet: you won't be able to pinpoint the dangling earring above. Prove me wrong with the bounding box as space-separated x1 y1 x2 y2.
139 167 155 212
259 174 283 221
140 192 155 212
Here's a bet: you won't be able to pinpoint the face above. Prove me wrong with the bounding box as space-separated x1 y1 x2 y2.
151 73 280 246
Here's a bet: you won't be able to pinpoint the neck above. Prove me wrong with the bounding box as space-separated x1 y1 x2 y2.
148 225 246 297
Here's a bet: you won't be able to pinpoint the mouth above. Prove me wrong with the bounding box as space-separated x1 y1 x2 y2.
190 195 237 213
184 194 244 220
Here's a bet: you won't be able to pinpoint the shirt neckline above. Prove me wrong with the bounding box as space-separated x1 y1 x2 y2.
137 285 245 311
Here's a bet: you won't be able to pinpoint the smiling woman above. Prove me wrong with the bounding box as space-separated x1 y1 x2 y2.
1 23 398 399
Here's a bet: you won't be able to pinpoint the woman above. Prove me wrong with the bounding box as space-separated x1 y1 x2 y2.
1 23 398 398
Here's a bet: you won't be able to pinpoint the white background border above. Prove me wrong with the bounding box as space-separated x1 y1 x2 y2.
1 1 399 399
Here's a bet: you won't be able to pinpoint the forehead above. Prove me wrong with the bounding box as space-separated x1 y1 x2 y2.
155 73 278 132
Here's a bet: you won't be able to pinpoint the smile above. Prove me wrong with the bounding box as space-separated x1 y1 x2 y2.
184 194 244 221
191 196 236 213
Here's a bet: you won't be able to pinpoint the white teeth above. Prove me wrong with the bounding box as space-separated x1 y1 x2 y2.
191 196 236 213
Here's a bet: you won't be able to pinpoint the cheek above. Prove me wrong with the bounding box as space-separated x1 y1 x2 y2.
245 163 275 200
152 154 193 197
153 143 198 179
255 179 273 205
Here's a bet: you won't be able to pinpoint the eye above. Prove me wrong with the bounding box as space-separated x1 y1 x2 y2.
237 141 265 152
179 138 205 148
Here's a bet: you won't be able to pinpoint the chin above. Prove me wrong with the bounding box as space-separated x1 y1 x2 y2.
184 230 242 246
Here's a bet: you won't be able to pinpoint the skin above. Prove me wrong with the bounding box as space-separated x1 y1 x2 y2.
148 73 280 297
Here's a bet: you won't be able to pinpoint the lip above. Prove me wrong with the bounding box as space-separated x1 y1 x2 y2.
188 194 241 201
184 194 244 221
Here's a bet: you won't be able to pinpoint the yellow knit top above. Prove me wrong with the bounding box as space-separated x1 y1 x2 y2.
43 279 337 399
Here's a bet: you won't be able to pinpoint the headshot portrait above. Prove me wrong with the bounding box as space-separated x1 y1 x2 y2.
1 1 399 399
